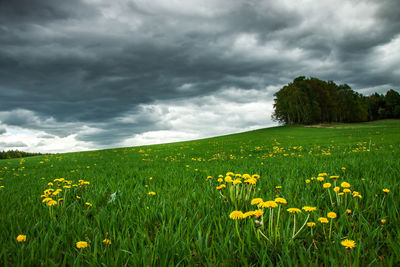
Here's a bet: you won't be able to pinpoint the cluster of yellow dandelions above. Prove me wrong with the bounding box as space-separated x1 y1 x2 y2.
40 178 91 214
145 177 156 196
208 172 260 204
16 234 112 249
229 192 359 245
307 173 363 207
75 237 112 249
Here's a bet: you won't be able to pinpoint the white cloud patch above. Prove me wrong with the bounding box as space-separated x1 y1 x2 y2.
120 87 277 147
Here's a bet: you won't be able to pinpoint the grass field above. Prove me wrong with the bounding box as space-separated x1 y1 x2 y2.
1 119 399 266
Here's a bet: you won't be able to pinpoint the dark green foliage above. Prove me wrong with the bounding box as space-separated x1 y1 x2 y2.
272 77 399 125
0 150 45 160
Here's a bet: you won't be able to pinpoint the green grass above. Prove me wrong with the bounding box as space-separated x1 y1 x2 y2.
0 119 399 266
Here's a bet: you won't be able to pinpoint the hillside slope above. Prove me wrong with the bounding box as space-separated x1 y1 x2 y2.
0 120 399 266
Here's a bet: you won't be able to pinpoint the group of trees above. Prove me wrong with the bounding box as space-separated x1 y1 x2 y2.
272 76 400 125
0 150 44 160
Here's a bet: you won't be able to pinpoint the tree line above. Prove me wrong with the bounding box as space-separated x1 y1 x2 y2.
0 150 45 160
272 76 400 125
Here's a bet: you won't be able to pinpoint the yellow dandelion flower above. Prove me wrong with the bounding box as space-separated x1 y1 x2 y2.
254 209 264 218
226 172 234 177
42 197 53 203
216 184 226 190
330 175 339 179
302 206 317 212
233 179 242 185
243 211 255 218
341 239 356 249
274 197 287 204
103 239 111 245
323 183 331 189
251 198 263 205
76 196 81 199
275 186 282 189
218 174 223 178
148 192 156 195
307 222 316 227
259 201 278 208
382 188 390 193
76 241 88 249
343 189 351 193
242 174 251 179
305 179 311 184
381 219 386 224
244 178 257 185
346 209 352 214
47 182 53 186
63 185 71 189
229 210 244 220
334 186 340 192
47 200 57 206
341 182 350 188
287 208 301 213
225 176 233 183
252 174 260 179
317 177 324 182
338 192 344 196
327 212 337 219
217 178 223 183
16 235 26 242
318 217 329 224
85 202 92 207
318 173 328 176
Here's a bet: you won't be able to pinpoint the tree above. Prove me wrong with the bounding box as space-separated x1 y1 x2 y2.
272 76 385 125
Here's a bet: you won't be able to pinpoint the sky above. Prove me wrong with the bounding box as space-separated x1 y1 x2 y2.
0 0 399 153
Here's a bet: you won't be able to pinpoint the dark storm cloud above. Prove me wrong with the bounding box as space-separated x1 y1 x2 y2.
0 0 399 148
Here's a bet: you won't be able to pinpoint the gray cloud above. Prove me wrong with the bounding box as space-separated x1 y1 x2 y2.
0 127 6 135
0 141 27 148
0 0 399 150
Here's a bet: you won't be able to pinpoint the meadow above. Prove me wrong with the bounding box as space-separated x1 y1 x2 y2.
0 120 399 266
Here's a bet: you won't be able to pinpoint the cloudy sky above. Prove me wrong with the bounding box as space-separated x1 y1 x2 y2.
0 0 399 153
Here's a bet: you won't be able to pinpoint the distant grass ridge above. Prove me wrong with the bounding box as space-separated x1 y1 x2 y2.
0 119 399 266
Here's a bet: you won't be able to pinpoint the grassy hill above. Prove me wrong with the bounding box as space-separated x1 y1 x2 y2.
1 120 399 266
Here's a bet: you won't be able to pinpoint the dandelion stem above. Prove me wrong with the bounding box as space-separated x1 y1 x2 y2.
328 190 334 207
292 215 296 239
293 214 310 239
347 249 352 267
258 229 270 242
235 220 242 242
270 208 274 236
380 195 386 208
329 219 333 240
275 205 281 244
